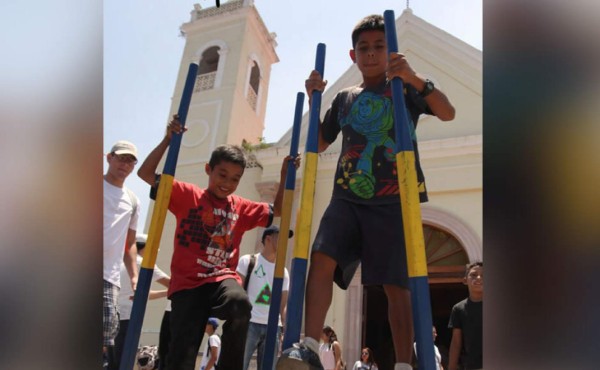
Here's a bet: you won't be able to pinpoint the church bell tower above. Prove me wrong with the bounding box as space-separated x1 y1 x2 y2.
169 0 279 168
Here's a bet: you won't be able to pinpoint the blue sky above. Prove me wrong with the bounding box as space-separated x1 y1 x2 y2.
104 0 482 228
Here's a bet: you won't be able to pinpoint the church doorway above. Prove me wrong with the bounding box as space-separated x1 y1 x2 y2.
361 224 470 370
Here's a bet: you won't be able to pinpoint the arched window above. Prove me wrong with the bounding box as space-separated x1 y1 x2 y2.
247 61 260 111
195 46 220 91
423 224 469 266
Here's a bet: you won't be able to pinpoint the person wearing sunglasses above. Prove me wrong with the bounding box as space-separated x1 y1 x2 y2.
352 347 378 370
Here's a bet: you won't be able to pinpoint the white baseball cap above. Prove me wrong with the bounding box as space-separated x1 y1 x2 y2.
110 140 138 160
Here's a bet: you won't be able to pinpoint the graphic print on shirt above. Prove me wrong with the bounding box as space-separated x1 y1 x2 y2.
176 202 239 278
254 283 272 305
252 264 272 305
337 90 416 199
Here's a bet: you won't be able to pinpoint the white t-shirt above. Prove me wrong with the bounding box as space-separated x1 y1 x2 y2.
319 343 336 370
236 253 289 325
199 334 221 369
118 255 169 320
104 180 139 286
413 342 442 370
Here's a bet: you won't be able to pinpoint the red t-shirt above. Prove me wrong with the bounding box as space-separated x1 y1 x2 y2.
167 179 272 296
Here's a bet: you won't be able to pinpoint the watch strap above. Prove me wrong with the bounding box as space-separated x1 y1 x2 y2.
420 79 434 98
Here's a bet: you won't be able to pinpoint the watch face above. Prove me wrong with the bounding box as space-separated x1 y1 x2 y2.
422 79 434 97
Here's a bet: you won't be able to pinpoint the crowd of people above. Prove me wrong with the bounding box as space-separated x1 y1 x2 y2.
103 12 482 370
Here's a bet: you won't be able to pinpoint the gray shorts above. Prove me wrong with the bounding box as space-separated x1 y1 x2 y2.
312 198 409 289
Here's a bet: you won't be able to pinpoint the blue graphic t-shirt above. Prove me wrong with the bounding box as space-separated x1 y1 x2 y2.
321 81 432 205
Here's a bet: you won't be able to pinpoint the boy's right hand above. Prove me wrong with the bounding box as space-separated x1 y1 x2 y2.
305 70 327 99
165 114 187 140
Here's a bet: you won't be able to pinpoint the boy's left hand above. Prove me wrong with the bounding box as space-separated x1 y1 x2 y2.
387 52 417 83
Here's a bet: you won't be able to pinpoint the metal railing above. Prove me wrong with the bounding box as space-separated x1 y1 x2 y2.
194 72 216 92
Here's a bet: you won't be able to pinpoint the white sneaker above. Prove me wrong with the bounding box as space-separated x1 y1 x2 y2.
394 363 413 370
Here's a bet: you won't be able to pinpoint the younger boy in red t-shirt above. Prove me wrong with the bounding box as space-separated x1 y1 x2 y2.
139 115 299 370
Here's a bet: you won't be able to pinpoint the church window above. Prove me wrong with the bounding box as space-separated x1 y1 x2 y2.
195 46 220 92
246 61 260 111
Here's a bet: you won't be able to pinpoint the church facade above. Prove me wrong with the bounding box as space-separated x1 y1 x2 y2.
141 1 481 367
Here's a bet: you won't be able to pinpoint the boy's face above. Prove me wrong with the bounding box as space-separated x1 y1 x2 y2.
464 265 483 294
350 30 388 79
205 160 244 199
264 232 279 250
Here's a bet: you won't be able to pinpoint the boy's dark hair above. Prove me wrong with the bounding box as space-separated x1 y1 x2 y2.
465 261 483 277
351 14 385 48
208 144 247 169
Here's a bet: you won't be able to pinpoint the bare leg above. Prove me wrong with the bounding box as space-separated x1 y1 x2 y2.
304 252 337 341
383 284 414 364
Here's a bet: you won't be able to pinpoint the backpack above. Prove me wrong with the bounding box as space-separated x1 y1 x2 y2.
243 254 257 291
125 187 138 216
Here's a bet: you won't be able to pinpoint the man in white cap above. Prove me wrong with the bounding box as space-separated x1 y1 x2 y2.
103 140 141 369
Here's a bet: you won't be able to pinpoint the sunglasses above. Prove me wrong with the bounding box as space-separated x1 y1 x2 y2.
112 153 138 165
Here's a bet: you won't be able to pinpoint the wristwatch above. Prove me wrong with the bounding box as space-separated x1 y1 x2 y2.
420 79 435 98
